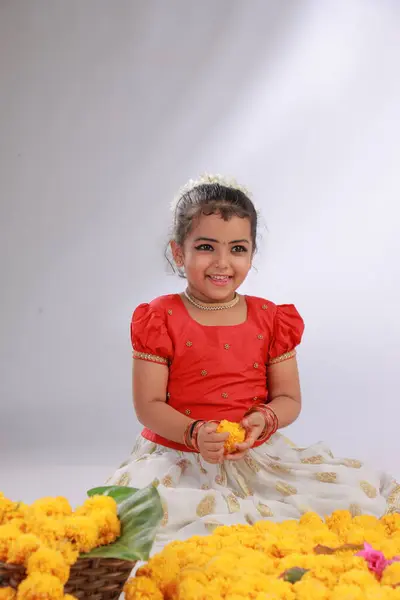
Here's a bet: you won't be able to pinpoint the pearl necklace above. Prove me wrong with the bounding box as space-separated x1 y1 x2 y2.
184 289 240 311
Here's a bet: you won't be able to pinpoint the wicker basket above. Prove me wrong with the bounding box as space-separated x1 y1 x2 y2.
0 557 136 600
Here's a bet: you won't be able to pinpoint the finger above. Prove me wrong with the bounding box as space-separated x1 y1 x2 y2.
225 450 248 461
204 442 226 452
207 432 229 442
203 453 224 464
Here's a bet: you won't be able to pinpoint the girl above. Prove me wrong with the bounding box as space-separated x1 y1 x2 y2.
108 174 398 554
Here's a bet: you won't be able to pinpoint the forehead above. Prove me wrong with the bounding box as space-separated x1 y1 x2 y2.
187 213 251 242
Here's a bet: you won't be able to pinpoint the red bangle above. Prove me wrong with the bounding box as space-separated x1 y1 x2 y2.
245 404 278 443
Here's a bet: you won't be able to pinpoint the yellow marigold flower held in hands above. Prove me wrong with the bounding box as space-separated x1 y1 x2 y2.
16 573 64 600
0 588 17 600
124 576 163 600
7 534 41 565
27 547 70 584
216 420 246 453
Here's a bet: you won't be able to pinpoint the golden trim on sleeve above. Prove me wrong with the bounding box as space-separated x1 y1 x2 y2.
268 349 296 366
133 350 169 365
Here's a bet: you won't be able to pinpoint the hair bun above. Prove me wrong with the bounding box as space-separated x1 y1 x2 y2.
171 173 252 213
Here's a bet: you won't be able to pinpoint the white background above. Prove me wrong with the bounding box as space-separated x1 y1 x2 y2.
1 0 399 507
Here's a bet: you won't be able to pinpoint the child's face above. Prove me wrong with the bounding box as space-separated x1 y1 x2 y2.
175 212 253 302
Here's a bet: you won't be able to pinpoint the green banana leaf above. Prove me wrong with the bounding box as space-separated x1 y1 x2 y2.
82 484 163 562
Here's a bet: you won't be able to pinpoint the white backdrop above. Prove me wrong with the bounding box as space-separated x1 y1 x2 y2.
1 0 399 505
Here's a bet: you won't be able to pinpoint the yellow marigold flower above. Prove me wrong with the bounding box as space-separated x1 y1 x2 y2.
0 524 22 562
74 496 117 516
27 547 70 584
7 534 41 565
382 513 400 536
30 497 72 518
63 516 99 553
0 494 16 525
339 568 379 589
325 510 353 535
16 573 64 600
23 510 65 546
90 510 120 546
124 576 163 600
382 561 400 586
216 420 246 453
299 512 324 527
62 596 78 600
329 583 365 600
0 588 17 600
294 579 330 600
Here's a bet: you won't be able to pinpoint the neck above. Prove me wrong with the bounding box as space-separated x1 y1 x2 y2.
186 287 236 304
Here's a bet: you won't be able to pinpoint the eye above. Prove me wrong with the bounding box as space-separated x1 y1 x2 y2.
195 244 214 252
231 245 248 253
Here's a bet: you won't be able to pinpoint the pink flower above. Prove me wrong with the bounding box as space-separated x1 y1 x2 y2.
356 543 400 579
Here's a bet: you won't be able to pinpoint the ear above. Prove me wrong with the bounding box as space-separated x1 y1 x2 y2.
170 240 184 267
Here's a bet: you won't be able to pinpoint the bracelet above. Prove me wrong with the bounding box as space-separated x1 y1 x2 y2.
245 404 278 444
183 419 206 451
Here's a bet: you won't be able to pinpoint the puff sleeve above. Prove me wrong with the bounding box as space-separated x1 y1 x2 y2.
131 303 173 365
268 304 304 365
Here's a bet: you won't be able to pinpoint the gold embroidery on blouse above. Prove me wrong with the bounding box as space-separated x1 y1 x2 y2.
221 392 228 399
253 362 259 369
196 494 216 517
133 350 168 365
185 409 191 415
257 334 264 340
167 309 173 315
268 350 296 365
261 304 268 310
360 481 378 498
316 472 337 484
186 341 193 347
201 369 208 376
224 343 230 350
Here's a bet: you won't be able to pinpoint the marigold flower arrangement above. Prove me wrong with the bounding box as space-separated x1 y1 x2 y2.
124 510 400 600
0 486 162 600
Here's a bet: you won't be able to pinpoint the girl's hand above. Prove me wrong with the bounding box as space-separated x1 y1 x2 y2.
197 422 229 464
225 411 265 461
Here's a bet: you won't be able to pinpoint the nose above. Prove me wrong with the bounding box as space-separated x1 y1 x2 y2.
214 247 230 270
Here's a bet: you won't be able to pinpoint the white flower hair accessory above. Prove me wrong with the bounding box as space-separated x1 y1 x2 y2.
171 173 252 213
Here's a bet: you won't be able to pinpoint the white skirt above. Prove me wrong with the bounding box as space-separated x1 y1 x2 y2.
106 432 399 556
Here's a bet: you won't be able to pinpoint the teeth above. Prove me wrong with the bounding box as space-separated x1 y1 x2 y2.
210 276 228 280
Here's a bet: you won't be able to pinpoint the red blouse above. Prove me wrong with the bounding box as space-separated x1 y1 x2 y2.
131 294 304 451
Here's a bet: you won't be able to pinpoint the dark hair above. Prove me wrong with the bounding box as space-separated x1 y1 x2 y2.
167 183 258 275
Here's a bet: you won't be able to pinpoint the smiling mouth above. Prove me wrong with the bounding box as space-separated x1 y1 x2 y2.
207 275 233 285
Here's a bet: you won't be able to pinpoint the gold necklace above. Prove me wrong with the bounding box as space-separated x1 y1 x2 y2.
184 289 240 311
